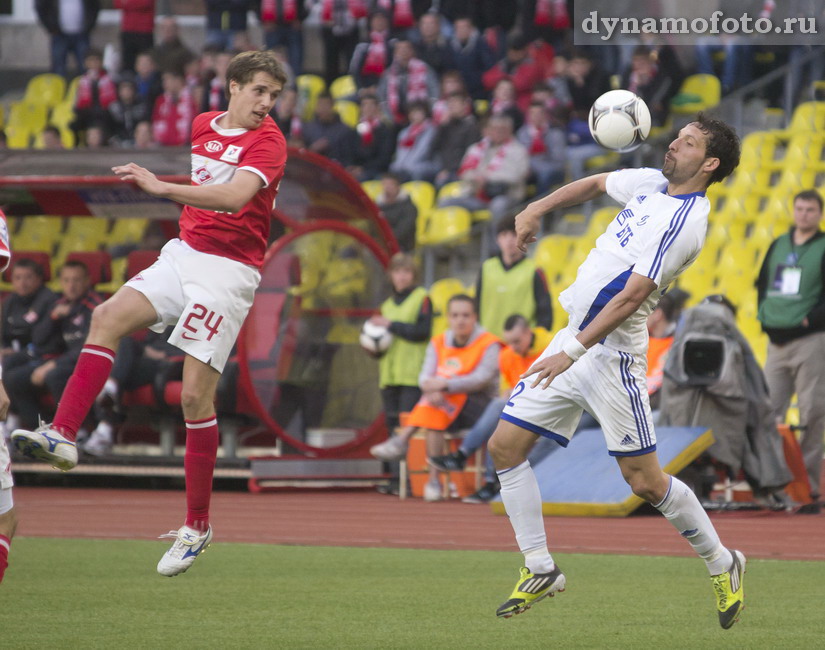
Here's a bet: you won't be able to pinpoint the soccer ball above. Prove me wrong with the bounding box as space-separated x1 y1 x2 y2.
588 90 651 152
359 321 393 357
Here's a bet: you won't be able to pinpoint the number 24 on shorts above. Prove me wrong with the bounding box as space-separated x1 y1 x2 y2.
181 303 224 341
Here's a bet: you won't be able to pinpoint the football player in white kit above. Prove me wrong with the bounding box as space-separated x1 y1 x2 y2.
491 114 746 629
12 51 288 577
0 208 13 585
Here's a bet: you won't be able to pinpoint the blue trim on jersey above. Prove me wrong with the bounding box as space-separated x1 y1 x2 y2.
578 268 634 330
609 444 657 457
618 351 652 448
661 189 706 199
500 413 570 447
647 196 696 281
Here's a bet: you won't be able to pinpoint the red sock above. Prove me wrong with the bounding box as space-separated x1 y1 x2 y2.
53 345 115 441
0 534 10 584
184 417 219 533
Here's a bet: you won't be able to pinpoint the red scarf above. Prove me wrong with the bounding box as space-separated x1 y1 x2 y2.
535 0 569 29
152 89 196 146
322 0 367 22
76 70 117 110
387 58 430 123
491 99 514 115
290 115 302 139
357 117 380 146
377 0 414 29
398 120 430 149
261 0 298 22
459 137 511 176
432 99 448 125
361 30 388 77
528 125 547 155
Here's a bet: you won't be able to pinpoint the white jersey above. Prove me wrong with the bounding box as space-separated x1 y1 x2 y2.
559 168 710 354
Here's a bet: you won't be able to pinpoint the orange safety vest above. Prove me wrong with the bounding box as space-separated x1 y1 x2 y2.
406 330 500 431
498 327 552 390
646 335 674 395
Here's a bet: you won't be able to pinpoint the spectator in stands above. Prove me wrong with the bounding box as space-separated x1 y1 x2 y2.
516 101 566 194
448 16 496 100
377 39 439 126
565 49 610 117
200 50 232 113
261 0 308 76
351 93 396 181
109 77 149 146
1 259 57 366
489 78 525 132
320 0 365 85
84 328 177 455
5 261 101 430
302 92 360 167
431 91 480 188
35 0 99 77
152 70 197 147
621 46 676 128
271 87 304 146
372 0 420 37
132 120 154 148
430 70 469 125
350 9 393 91
204 0 254 51
84 123 108 148
476 215 553 338
134 52 163 110
73 48 117 136
368 252 431 439
482 33 545 113
756 189 825 513
41 126 65 150
544 53 573 108
151 16 195 75
411 11 455 76
388 101 437 182
429 313 553 503
563 104 603 181
114 0 155 73
440 114 530 238
519 0 571 48
376 172 418 252
370 294 500 501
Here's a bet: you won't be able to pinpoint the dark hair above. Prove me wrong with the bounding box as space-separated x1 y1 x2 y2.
656 288 690 322
360 92 379 105
632 45 652 58
85 47 103 60
61 260 89 276
503 314 529 331
381 171 403 184
225 50 288 99
794 189 824 212
496 214 517 235
13 257 45 278
447 293 476 314
407 100 430 117
694 112 740 185
702 293 737 316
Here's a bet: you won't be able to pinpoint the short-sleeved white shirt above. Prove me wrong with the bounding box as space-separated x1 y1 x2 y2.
558 167 710 354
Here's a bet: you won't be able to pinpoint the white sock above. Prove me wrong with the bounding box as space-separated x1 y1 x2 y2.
654 476 733 575
497 460 555 574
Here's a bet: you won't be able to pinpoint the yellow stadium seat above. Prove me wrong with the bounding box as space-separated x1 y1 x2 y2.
677 264 715 304
334 99 359 128
329 75 356 99
429 277 466 336
401 180 436 217
50 100 75 130
437 181 463 201
671 74 721 114
14 216 64 252
64 216 110 244
4 123 31 149
108 218 148 245
418 206 471 247
786 101 825 132
737 131 780 171
8 101 48 133
0 104 5 130
23 73 67 110
64 76 81 105
360 180 382 202
296 74 326 121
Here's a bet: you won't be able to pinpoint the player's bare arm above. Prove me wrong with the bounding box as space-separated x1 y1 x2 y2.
112 164 264 213
522 273 656 388
514 173 610 252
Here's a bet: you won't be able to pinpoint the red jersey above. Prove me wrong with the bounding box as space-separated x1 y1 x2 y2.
180 111 287 269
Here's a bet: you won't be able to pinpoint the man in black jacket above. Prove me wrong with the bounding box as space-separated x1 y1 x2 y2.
35 0 100 77
1 259 56 359
5 261 101 429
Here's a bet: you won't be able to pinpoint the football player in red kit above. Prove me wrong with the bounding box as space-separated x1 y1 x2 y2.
13 50 288 577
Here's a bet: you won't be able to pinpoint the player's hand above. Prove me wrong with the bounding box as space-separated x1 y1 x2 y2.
0 382 9 420
521 351 574 389
112 163 166 197
369 315 391 328
51 302 72 319
514 209 541 252
422 390 446 407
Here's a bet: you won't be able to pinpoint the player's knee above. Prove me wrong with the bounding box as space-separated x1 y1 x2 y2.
488 431 516 469
624 473 658 502
179 387 211 417
90 301 114 333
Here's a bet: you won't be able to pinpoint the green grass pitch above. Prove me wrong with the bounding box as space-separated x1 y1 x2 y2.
2 538 823 648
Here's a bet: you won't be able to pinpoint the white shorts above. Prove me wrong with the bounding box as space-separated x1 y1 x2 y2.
0 433 12 491
501 327 656 456
125 239 261 373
